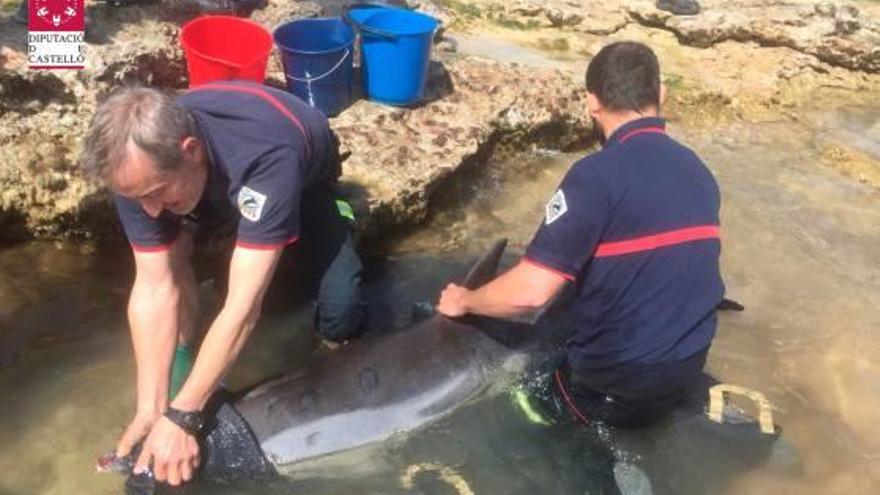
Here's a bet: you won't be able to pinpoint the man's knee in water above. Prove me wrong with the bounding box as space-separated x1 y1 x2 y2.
316 295 364 342
314 242 365 342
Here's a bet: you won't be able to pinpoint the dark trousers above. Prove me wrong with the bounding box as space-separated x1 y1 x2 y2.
535 348 709 429
296 182 365 342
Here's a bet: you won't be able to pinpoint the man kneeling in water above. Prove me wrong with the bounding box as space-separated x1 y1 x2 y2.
437 41 724 429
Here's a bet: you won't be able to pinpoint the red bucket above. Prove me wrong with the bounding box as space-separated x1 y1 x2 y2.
180 15 273 87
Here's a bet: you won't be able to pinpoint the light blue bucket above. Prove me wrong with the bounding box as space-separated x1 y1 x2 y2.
344 5 439 106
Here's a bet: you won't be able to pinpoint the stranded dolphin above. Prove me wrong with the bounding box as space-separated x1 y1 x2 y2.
105 239 780 494
231 238 525 477
110 239 545 492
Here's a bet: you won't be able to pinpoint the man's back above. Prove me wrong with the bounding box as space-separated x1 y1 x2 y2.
113 82 340 250
178 81 339 190
526 117 723 374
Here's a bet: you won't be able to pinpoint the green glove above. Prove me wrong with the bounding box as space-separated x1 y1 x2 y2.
169 344 194 400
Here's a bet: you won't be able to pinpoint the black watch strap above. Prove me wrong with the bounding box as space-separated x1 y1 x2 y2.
164 407 205 436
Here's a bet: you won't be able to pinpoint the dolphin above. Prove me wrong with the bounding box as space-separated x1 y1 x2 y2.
109 239 545 492
230 238 526 478
103 239 783 494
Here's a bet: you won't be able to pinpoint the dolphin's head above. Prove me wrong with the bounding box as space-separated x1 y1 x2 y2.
198 398 275 481
98 396 274 493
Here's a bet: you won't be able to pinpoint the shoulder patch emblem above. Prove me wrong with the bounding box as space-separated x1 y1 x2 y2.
238 186 267 222
545 189 568 225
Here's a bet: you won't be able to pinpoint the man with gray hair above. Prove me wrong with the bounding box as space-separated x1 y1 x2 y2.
82 81 364 486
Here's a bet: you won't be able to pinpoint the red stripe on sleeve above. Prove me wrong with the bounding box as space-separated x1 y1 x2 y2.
235 236 300 251
130 232 180 253
594 225 720 258
130 242 174 253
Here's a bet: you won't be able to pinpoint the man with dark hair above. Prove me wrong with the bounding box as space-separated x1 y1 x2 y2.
438 41 723 429
81 82 364 485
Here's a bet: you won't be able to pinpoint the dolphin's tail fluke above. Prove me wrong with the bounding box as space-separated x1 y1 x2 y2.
462 239 508 290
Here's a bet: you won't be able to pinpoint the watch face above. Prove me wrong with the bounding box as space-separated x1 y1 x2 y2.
182 411 203 432
167 408 204 434
190 414 204 431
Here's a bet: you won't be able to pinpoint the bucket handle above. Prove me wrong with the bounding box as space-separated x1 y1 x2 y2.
342 4 398 39
285 49 351 83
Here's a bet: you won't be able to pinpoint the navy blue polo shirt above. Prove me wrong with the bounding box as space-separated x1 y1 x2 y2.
524 117 724 374
113 81 339 252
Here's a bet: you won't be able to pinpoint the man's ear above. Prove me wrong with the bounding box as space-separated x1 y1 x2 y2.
659 83 667 106
181 136 203 162
586 91 602 118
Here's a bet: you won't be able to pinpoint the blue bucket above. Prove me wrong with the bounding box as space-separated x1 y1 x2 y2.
274 18 355 117
345 6 439 106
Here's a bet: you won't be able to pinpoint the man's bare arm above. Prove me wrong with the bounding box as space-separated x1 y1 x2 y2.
437 260 569 321
170 245 283 412
117 234 198 456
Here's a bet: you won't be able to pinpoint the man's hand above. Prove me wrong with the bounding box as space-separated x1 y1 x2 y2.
116 411 160 458
435 261 568 321
437 283 471 318
134 416 200 486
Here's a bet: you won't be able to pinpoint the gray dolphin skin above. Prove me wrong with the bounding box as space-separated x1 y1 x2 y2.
114 239 788 494
115 239 523 493
232 238 517 476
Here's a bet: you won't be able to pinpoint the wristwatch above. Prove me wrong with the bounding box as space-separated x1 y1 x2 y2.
164 407 205 436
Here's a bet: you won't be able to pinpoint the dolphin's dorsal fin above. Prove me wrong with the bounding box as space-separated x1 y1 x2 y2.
462 239 508 289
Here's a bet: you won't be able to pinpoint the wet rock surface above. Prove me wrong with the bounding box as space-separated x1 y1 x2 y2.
0 0 587 242
494 0 631 35
625 0 880 73
331 57 590 237
1 4 189 240
445 0 879 73
0 0 877 242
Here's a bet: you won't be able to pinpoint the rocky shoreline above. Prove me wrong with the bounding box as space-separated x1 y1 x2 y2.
0 0 877 243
